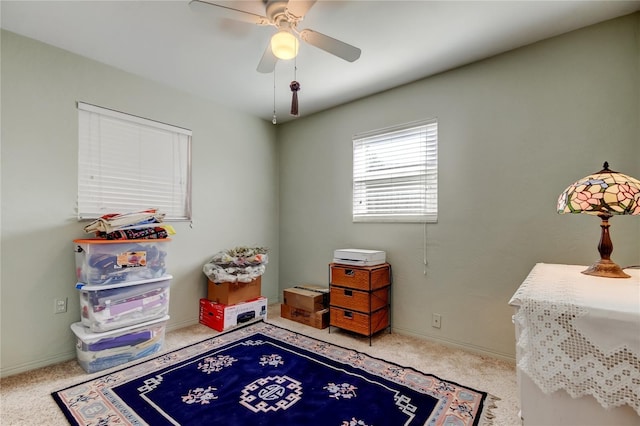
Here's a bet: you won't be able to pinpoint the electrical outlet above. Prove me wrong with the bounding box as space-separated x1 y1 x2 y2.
432 313 441 329
54 297 68 314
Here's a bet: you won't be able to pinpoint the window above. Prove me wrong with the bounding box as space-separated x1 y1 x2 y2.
353 118 437 223
77 102 192 220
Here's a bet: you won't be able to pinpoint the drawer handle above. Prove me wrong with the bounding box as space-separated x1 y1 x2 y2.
345 269 355 276
344 311 353 319
344 289 353 297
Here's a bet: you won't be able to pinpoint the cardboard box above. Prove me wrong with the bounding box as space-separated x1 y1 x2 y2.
207 276 261 305
294 283 329 292
283 287 328 312
280 304 329 329
294 284 330 307
199 297 267 332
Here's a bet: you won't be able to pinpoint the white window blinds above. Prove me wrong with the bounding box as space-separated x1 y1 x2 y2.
353 119 438 223
77 102 192 220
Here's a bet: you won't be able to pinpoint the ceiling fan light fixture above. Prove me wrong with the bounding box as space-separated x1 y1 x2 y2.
270 30 299 60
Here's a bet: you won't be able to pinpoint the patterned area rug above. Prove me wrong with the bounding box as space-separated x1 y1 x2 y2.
52 321 497 425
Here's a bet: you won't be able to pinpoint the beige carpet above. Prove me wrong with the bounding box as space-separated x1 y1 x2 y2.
0 304 520 425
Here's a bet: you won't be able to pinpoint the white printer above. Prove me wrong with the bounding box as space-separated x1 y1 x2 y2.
333 249 386 266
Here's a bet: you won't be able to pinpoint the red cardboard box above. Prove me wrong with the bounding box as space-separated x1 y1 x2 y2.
199 296 267 332
207 276 261 305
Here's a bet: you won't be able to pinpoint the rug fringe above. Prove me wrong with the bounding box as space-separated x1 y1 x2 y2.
478 393 502 426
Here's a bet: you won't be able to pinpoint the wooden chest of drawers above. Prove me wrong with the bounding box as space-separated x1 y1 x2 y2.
329 263 391 344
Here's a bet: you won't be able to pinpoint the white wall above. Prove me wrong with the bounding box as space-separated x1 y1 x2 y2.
0 30 279 377
277 13 640 359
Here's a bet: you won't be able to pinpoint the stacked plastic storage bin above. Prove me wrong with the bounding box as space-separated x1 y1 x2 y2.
71 239 171 373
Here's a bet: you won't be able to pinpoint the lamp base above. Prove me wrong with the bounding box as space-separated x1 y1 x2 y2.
581 259 630 278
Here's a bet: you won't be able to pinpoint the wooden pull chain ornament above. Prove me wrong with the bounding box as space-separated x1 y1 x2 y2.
290 80 300 116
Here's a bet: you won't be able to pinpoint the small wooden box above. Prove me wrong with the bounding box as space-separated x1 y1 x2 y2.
330 306 389 336
330 264 390 291
280 304 329 329
207 276 261 305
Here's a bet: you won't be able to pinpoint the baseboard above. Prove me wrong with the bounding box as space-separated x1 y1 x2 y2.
166 317 200 332
1 317 202 379
1 311 512 378
392 325 516 363
269 301 515 362
0 351 76 379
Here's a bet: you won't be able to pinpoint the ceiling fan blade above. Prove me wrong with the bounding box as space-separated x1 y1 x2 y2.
257 43 279 73
188 0 271 26
299 29 361 62
285 0 317 20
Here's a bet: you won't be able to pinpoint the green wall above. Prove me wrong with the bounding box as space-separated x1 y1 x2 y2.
276 13 640 359
0 30 279 377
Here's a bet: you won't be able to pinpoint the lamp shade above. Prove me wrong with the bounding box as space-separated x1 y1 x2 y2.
270 30 299 60
557 162 640 279
557 162 640 216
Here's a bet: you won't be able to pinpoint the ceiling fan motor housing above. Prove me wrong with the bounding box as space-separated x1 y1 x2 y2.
266 1 291 28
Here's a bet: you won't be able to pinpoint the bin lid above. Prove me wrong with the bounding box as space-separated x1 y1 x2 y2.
74 238 171 244
70 315 170 339
76 274 173 291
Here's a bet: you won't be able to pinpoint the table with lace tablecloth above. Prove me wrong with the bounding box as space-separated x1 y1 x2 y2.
509 263 640 425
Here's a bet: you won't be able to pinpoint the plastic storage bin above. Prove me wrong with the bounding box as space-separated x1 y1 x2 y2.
77 275 171 332
74 239 170 285
71 315 169 373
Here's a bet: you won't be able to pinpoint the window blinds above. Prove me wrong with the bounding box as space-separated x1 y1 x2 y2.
353 119 438 223
77 102 192 220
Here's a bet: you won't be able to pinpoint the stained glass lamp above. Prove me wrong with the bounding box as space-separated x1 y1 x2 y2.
557 162 640 278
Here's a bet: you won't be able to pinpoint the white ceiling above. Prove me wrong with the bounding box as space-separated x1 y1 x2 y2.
2 0 639 123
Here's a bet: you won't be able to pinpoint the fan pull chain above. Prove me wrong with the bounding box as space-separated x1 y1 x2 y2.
272 68 277 125
423 222 428 276
290 56 300 116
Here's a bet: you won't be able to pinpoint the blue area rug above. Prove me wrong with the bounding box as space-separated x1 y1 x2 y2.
52 321 496 425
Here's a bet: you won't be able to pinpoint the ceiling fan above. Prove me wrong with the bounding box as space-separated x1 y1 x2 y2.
189 0 362 73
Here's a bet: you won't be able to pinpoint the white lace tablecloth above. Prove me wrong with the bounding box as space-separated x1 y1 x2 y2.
509 263 640 415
